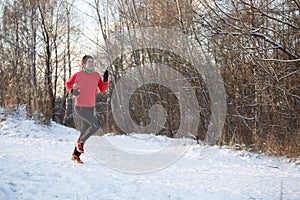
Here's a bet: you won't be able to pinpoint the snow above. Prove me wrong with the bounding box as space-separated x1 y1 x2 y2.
0 106 300 200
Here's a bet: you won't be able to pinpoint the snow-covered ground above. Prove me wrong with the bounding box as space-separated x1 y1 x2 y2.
0 106 300 200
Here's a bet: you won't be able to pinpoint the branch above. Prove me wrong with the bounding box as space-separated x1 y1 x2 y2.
250 32 299 60
259 58 300 63
240 0 299 30
278 70 300 81
293 0 300 10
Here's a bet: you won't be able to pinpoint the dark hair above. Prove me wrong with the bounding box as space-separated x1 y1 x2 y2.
81 55 94 67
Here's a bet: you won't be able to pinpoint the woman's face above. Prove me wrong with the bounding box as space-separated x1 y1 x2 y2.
84 58 95 70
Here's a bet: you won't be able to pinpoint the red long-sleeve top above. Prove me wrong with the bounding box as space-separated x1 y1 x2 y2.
66 70 108 107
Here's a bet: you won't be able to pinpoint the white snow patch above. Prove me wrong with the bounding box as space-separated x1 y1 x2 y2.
0 108 299 199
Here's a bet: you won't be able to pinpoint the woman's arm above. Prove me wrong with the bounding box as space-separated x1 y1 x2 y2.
66 72 78 94
97 77 108 93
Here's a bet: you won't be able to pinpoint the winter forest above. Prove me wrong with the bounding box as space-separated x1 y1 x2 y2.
0 0 299 158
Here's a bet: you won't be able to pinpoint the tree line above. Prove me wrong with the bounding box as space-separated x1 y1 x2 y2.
0 0 299 157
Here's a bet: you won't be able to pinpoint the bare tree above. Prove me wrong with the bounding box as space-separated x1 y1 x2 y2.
193 0 299 156
0 0 80 123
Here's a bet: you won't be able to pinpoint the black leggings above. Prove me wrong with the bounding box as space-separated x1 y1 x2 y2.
74 106 101 143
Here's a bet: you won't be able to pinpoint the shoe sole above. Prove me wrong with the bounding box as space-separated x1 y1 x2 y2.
71 157 84 164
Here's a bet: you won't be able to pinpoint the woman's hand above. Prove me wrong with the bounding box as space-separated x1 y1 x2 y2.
103 70 109 82
71 88 80 96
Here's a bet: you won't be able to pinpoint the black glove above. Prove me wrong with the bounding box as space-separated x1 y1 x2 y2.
103 70 109 82
71 88 80 96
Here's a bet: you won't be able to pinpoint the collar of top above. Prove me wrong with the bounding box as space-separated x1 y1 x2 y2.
83 67 94 74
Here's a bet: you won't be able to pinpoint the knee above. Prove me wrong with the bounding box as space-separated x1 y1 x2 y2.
92 121 100 129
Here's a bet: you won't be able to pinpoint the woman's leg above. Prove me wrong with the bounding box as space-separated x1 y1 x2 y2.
73 107 90 156
74 106 101 143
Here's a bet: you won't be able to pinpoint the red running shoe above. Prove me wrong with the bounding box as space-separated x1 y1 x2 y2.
71 153 84 164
